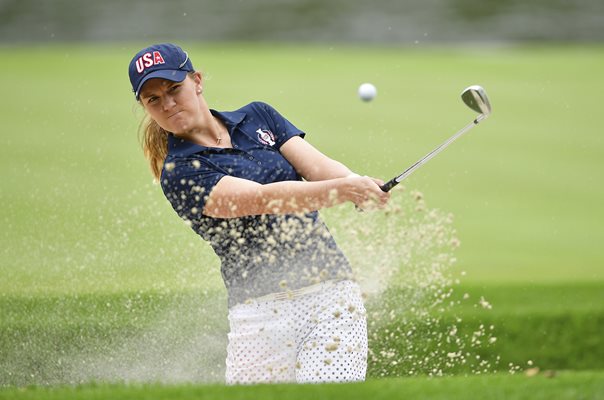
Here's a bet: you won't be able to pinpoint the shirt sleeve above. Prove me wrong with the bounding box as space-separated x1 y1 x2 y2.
160 157 226 220
253 102 305 149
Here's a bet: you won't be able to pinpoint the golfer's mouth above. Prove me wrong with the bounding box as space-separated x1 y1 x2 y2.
168 110 183 119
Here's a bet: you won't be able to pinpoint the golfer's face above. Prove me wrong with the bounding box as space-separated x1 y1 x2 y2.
139 76 201 134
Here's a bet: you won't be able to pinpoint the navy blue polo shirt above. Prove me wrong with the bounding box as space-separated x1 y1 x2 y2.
160 102 353 307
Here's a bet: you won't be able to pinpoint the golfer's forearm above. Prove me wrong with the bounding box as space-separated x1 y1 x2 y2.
205 179 349 218
257 179 349 214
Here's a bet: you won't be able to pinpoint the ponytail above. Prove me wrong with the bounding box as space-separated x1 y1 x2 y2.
139 114 168 181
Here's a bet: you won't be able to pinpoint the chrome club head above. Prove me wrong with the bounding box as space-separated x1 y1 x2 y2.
461 85 492 116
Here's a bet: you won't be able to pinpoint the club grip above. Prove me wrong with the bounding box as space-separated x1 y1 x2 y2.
380 178 398 192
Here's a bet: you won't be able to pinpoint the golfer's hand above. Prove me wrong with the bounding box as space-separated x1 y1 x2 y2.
345 175 390 210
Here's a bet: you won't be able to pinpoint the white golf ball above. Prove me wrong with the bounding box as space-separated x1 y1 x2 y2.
358 83 377 102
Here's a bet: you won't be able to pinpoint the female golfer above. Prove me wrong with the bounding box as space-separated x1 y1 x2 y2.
128 43 389 384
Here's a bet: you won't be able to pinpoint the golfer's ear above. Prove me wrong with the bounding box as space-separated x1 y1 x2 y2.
192 71 203 86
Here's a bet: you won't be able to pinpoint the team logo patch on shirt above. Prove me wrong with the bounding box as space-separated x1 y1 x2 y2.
256 129 276 146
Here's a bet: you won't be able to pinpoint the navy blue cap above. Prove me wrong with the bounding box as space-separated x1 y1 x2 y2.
128 43 194 100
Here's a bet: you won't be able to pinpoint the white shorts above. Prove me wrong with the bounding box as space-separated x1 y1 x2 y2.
225 280 367 384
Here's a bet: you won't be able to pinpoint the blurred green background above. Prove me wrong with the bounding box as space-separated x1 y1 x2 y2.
2 44 602 292
1 0 603 396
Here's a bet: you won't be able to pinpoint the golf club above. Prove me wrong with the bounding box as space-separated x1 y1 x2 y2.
380 85 492 192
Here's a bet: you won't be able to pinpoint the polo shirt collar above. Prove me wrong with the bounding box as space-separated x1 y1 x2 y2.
166 109 246 157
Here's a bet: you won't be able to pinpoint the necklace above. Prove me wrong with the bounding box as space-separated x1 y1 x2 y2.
213 118 224 146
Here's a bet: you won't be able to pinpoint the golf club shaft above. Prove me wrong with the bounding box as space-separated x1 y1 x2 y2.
380 113 486 192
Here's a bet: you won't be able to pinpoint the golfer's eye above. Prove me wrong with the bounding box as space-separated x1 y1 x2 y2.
169 84 181 93
147 96 158 104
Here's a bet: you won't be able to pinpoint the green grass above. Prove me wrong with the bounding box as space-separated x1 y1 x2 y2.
372 283 604 376
1 43 602 294
1 284 603 385
1 371 602 400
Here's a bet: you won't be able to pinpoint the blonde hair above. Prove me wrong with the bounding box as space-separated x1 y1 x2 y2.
138 114 168 181
137 72 198 181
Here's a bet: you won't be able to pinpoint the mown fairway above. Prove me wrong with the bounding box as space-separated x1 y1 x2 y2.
1 371 603 400
1 44 602 397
